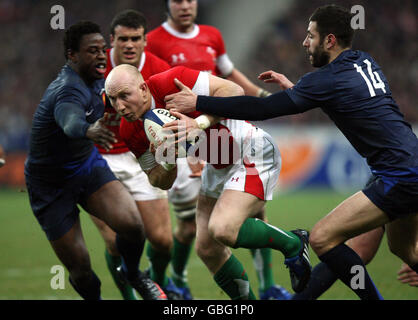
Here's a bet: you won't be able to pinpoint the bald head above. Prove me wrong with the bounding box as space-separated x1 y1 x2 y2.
105 64 143 96
104 64 150 122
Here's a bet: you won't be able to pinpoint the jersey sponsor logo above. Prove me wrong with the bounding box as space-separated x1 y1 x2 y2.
171 53 186 65
206 46 216 61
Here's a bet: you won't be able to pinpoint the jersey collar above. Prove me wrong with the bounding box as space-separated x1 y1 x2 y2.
162 21 200 39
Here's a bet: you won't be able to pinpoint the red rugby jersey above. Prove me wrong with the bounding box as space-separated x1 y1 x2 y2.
96 49 171 154
120 66 241 169
146 22 234 77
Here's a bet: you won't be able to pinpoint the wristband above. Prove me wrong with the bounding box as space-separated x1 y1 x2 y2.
195 115 211 130
161 162 176 171
257 89 272 98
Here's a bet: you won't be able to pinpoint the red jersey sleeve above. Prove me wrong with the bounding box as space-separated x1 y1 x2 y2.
146 66 200 106
119 117 150 158
140 52 171 80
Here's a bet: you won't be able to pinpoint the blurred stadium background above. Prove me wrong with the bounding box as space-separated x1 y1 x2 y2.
0 0 416 300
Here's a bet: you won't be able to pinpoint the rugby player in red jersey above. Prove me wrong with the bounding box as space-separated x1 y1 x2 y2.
146 0 290 300
104 64 311 299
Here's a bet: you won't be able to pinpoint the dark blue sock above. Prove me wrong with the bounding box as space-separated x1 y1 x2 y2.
292 262 338 300
116 233 145 281
69 271 101 300
319 243 383 300
411 264 418 273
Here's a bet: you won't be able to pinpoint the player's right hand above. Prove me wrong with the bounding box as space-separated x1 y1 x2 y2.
86 113 117 151
258 70 295 90
164 78 198 114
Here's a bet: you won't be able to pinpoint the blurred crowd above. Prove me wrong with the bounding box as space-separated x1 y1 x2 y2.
0 0 416 151
0 0 167 151
247 0 417 124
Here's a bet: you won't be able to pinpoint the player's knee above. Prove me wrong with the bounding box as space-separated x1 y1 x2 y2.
195 238 216 262
309 224 334 254
207 220 236 247
147 229 173 253
175 219 196 243
116 213 145 244
67 257 92 283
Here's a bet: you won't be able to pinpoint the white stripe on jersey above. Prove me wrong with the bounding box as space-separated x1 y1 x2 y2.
216 53 234 77
192 72 210 96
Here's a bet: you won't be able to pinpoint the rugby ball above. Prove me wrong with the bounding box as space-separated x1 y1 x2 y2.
143 108 192 158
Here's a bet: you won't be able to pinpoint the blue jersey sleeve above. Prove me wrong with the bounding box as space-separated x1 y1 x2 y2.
196 91 302 120
54 84 91 138
285 69 335 109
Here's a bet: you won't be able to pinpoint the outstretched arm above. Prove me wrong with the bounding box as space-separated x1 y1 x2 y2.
195 91 302 120
164 71 308 121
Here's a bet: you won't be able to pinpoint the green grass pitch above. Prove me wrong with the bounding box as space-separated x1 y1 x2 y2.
0 187 416 300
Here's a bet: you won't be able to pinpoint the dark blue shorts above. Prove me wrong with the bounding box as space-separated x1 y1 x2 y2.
25 149 116 241
363 175 418 220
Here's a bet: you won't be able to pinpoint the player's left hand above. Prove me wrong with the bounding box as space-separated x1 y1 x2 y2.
164 78 198 114
397 263 418 287
258 70 294 90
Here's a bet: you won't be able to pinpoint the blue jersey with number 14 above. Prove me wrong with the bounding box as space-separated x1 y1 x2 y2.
286 49 418 180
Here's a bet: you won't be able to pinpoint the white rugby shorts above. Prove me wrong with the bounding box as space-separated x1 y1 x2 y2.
168 157 202 204
102 152 167 201
200 128 281 200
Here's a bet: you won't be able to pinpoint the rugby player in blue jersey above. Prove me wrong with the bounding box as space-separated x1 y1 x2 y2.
24 21 166 300
164 5 418 300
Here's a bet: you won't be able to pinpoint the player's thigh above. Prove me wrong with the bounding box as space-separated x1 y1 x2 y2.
310 191 391 254
346 227 385 264
209 189 265 242
386 213 418 262
85 180 142 232
50 217 91 273
136 199 173 249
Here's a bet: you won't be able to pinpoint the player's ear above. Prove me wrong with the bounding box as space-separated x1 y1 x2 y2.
110 34 115 47
67 49 78 64
139 81 148 97
325 34 337 49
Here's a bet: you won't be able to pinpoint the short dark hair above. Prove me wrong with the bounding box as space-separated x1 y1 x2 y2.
110 10 148 35
63 21 101 59
309 4 355 48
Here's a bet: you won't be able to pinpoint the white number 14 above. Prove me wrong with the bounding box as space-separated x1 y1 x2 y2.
354 59 386 97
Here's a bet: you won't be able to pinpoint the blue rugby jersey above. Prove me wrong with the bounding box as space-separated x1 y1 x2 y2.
25 64 105 181
196 50 418 180
285 50 418 179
